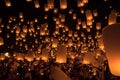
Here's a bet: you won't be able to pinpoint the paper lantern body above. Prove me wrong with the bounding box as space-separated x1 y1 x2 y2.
102 23 120 76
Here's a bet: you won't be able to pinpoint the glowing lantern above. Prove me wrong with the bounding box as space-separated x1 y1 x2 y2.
96 22 101 30
97 37 104 51
83 52 95 65
0 37 4 46
86 10 93 20
25 52 34 62
23 25 28 33
41 48 50 61
0 53 5 60
93 9 98 17
48 0 54 9
102 23 120 76
108 10 117 25
19 12 23 18
15 53 24 61
52 38 58 48
77 0 84 7
73 13 77 20
60 0 67 9
68 30 73 37
68 39 73 47
5 0 11 7
34 0 40 8
35 54 41 61
20 32 26 38
56 44 67 63
82 21 87 29
87 20 92 26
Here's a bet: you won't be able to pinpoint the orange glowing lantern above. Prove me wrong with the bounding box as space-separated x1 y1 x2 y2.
56 44 67 63
102 23 120 76
0 37 4 46
60 0 67 9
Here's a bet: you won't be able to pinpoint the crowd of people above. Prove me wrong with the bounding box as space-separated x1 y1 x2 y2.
0 57 120 80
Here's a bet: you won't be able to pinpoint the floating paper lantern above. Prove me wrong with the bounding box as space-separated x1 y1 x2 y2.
97 37 104 51
102 23 120 76
52 38 58 48
60 0 67 9
34 0 40 8
15 53 24 61
86 10 93 20
56 44 67 63
41 48 50 61
0 53 5 61
48 0 54 9
25 52 34 62
5 0 11 7
108 11 117 25
0 37 4 46
83 52 95 65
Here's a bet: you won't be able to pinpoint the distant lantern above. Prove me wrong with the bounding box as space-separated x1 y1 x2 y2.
82 21 87 29
96 22 101 30
25 51 35 62
108 10 117 25
0 37 4 46
102 23 120 76
48 0 54 9
52 38 58 48
97 37 104 51
77 0 84 7
19 12 23 19
16 53 24 61
41 48 50 61
34 0 40 8
60 0 67 9
0 53 5 60
68 39 73 47
86 10 93 20
56 44 67 63
93 9 98 17
83 52 95 65
68 30 73 37
5 0 11 7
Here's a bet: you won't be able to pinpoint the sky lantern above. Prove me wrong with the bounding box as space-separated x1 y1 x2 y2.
34 0 40 8
102 23 120 76
56 44 67 63
48 0 54 9
5 0 11 7
77 0 84 7
108 10 117 25
52 38 58 48
25 51 35 62
41 48 50 61
15 53 24 61
0 37 4 46
0 53 5 61
85 10 93 20
60 0 67 9
97 37 104 51
83 52 95 65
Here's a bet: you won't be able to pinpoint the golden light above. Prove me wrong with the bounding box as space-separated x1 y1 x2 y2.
60 0 67 9
102 23 120 76
5 0 11 7
34 0 40 8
